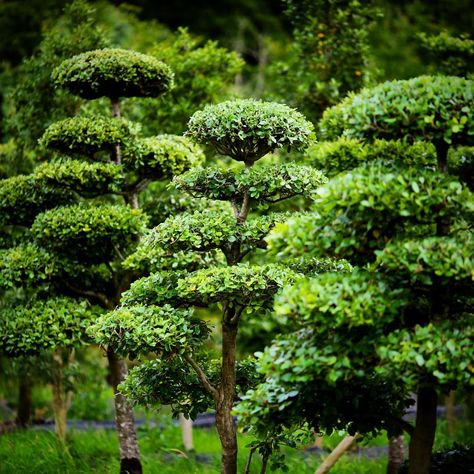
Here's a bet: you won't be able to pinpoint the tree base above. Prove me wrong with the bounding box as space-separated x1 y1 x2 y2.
120 457 142 474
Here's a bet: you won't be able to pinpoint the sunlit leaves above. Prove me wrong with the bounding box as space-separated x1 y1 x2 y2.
187 99 314 163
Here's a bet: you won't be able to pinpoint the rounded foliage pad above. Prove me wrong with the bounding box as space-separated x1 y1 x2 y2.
187 99 313 163
124 135 205 180
53 48 174 99
40 116 139 156
320 75 474 146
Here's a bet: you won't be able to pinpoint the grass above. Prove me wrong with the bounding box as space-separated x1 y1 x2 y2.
0 418 472 473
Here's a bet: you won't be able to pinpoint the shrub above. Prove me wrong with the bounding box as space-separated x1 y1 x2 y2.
40 116 139 156
52 48 174 99
187 99 314 163
319 76 474 146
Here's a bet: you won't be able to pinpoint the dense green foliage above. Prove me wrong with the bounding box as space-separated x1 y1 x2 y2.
91 305 209 359
187 99 313 163
146 210 288 254
174 164 325 202
307 138 437 177
53 48 174 99
275 0 377 121
124 135 205 179
0 174 75 226
0 298 95 356
34 160 124 196
418 32 474 77
267 164 472 265
39 116 139 156
320 76 474 145
31 203 147 263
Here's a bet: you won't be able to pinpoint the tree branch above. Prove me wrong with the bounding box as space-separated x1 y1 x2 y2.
64 281 114 309
183 353 218 399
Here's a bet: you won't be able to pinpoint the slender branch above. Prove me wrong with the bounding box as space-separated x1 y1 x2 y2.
183 353 218 399
111 99 122 166
64 281 113 309
244 446 257 474
134 178 152 194
231 201 240 219
112 242 125 261
237 190 251 224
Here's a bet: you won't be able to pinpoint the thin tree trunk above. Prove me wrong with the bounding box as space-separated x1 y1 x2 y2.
111 99 122 165
16 371 32 427
107 349 142 474
315 434 359 474
260 453 269 474
445 391 455 437
179 413 194 452
387 435 405 474
52 348 68 444
215 321 238 474
408 386 437 474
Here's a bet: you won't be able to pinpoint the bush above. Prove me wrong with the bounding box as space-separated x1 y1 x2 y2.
174 163 326 202
0 298 95 357
53 48 174 99
40 116 139 156
0 174 75 226
319 76 474 146
307 138 438 177
31 203 147 263
187 99 314 163
123 135 204 180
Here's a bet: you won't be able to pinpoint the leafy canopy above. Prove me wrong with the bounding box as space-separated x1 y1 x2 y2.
146 209 288 255
0 297 96 357
319 76 474 145
187 99 314 163
52 48 174 99
174 163 326 203
90 304 209 360
0 174 75 226
123 135 205 180
31 203 147 263
39 116 139 156
267 163 473 265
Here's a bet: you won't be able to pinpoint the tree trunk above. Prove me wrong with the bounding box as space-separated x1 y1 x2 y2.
52 348 68 444
387 435 405 474
111 99 122 165
445 391 455 437
179 413 194 452
215 321 238 474
315 434 359 474
16 371 32 427
107 349 142 474
408 386 437 474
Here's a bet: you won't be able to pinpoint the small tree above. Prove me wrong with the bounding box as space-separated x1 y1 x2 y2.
91 98 324 473
237 76 474 474
0 46 207 473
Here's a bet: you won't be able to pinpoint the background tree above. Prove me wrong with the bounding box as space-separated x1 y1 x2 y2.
269 0 378 123
91 98 327 473
236 75 474 474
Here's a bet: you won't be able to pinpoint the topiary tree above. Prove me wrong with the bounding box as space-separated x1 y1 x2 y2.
90 98 326 473
0 46 204 472
237 76 474 474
